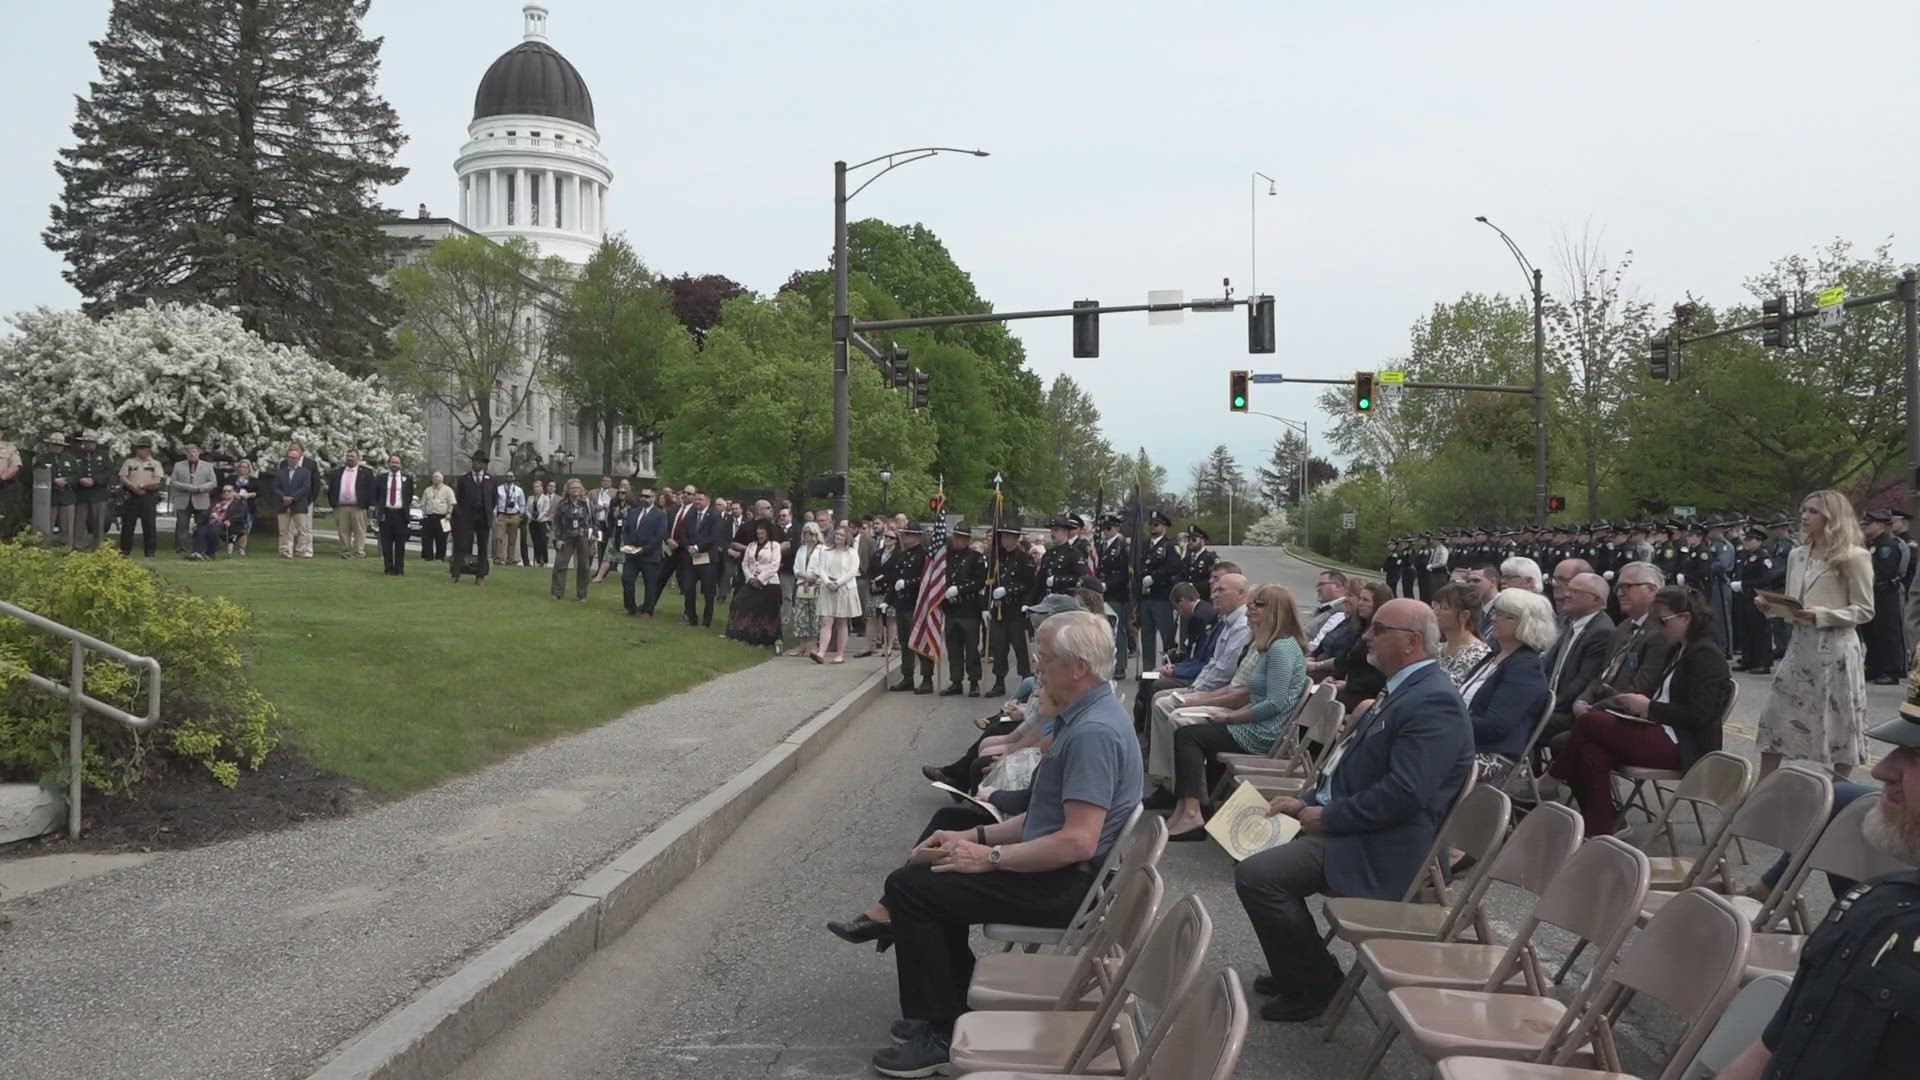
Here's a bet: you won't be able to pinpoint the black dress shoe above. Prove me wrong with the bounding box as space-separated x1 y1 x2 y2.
967 683 980 698
921 765 961 788
987 679 1007 697
1253 973 1281 996
915 680 934 695
1168 824 1209 842
827 913 894 952
1259 977 1342 1022
940 684 964 697
890 679 915 692
1141 788 1177 811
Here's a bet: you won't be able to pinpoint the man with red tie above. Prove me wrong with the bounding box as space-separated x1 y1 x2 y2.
377 455 415 576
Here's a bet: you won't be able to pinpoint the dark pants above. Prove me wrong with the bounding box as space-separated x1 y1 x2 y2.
1174 722 1242 800
1135 676 1192 737
1417 569 1435 602
919 804 996 844
192 521 225 557
897 608 928 683
174 503 204 552
937 719 1024 789
884 861 1091 1032
623 554 661 612
1138 597 1176 668
451 512 489 580
1110 599 1134 673
119 494 158 556
530 521 550 566
680 558 717 625
1864 587 1907 679
1235 834 1343 988
1734 590 1771 669
1548 709 1682 837
422 515 447 560
945 613 983 687
988 612 1030 681
379 513 408 574
552 537 591 599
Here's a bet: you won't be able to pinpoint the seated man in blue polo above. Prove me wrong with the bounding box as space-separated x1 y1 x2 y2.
842 610 1143 1077
1235 597 1475 1022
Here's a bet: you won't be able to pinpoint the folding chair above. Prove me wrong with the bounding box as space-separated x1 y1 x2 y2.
1497 691 1556 808
1240 697 1349 800
1677 975 1791 1080
1323 801 1585 1038
985 804 1148 953
968 864 1164 1012
964 968 1250 1080
1430 889 1752 1080
1318 782 1510 957
1615 683 1739 830
950 895 1212 1076
1631 751 1754 890
1741 792 1912 984
1213 681 1335 788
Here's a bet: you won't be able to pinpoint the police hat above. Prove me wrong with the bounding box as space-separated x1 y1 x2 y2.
951 520 973 537
1769 514 1793 529
1877 646 1920 746
1049 514 1076 531
74 432 97 444
1098 513 1123 529
993 517 1025 536
1186 525 1210 542
1867 509 1894 524
1149 510 1172 528
43 433 67 447
132 436 153 449
1894 509 1913 522
901 521 924 535
1743 525 1769 541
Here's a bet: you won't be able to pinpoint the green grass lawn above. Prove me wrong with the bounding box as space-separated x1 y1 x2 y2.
152 553 767 794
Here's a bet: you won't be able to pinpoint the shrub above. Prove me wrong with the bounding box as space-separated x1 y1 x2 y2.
0 541 277 791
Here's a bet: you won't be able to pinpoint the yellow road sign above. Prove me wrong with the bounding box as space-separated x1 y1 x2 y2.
1378 371 1406 385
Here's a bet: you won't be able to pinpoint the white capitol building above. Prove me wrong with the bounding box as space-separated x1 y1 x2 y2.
386 1 654 480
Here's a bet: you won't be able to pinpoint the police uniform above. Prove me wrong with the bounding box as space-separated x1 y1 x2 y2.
1097 517 1133 674
986 522 1035 694
1769 519 1797 659
41 435 81 548
886 527 931 692
1893 510 1918 599
73 437 115 551
1864 511 1908 683
1136 512 1181 667
1755 704 1920 1079
1733 526 1776 674
940 523 988 696
117 442 166 557
1033 517 1085 601
1707 522 1737 656
0 433 22 540
1178 527 1217 590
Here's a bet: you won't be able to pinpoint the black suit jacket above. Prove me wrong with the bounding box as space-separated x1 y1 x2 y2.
1547 612 1614 721
372 472 414 523
453 472 496 523
1578 614 1675 705
1639 640 1733 769
326 465 377 509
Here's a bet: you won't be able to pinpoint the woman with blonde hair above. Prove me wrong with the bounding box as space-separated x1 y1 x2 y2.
1162 582 1311 839
1754 488 1874 778
812 525 864 664
786 521 825 658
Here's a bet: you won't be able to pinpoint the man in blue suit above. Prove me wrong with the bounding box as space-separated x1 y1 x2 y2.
620 488 669 616
1234 597 1475 1022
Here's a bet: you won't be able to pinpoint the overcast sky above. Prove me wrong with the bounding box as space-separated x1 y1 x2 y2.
5 0 1916 485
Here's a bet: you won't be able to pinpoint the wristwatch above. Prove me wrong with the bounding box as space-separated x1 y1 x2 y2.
988 845 1003 867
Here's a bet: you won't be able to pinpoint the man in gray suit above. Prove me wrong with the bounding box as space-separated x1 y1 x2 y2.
1542 567 1616 744
1235 597 1475 1022
169 444 217 554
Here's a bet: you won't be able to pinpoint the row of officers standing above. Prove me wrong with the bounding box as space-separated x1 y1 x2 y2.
868 510 1220 696
7 432 176 556
1381 512 1917 684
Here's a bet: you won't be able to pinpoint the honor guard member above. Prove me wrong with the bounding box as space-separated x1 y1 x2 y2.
1097 514 1134 672
985 519 1034 695
1716 681 1920 1080
1892 509 1919 599
1134 509 1181 669
1382 538 1401 597
41 433 81 547
1653 522 1685 583
1767 513 1797 661
886 522 932 694
72 433 114 551
1178 524 1217 590
1680 521 1712 592
0 428 21 539
1033 514 1085 601
1732 522 1776 674
1070 513 1096 570
1420 532 1446 600
939 521 988 698
1863 510 1908 685
1706 517 1738 655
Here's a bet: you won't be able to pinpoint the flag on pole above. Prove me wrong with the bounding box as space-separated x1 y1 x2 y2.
910 517 950 660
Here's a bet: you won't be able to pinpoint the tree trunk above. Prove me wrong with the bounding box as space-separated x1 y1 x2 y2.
601 408 617 476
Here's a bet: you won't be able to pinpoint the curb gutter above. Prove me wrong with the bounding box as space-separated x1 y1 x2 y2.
305 667 890 1080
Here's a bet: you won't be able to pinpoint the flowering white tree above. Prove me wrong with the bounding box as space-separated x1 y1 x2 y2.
1243 509 1293 547
0 303 422 463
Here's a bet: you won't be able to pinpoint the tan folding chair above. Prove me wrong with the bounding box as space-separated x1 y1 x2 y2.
1241 697 1353 799
1554 763 1829 985
1615 683 1739 829
986 804 1150 953
968 865 1164 1012
1431 888 1752 1080
1497 690 1556 808
1633 751 1754 889
964 968 1250 1080
1318 782 1510 955
1214 681 1336 785
950 895 1213 1076
1742 792 1912 984
1324 802 1587 1038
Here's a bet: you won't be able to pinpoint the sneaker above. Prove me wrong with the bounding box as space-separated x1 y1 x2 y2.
870 1027 950 1077
889 1018 928 1044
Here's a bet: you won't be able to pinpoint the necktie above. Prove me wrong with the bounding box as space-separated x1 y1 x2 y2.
389 474 399 507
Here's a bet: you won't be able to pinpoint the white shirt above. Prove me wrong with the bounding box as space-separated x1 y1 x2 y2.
1654 667 1679 744
1308 609 1348 651
337 465 362 506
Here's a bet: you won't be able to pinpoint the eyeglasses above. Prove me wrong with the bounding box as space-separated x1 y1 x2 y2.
1619 581 1656 591
1366 623 1420 637
1656 611 1686 624
1249 599 1269 609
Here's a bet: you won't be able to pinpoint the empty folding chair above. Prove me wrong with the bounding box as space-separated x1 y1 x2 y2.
1633 751 1754 890
1215 682 1339 789
1428 888 1752 1080
968 865 1164 1012
1552 763 1827 984
1741 792 1912 984
1676 974 1791 1080
1318 783 1510 956
1615 684 1740 829
949 895 1212 1076
985 804 1148 953
1323 802 1588 1038
961 968 1250 1080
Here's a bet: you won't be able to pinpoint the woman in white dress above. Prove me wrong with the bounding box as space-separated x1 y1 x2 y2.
1754 488 1874 779
813 525 864 664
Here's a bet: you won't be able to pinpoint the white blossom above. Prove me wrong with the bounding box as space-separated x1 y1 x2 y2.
0 302 423 464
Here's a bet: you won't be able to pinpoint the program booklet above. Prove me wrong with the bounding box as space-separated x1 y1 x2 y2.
1205 781 1303 861
1754 589 1803 612
929 781 1006 823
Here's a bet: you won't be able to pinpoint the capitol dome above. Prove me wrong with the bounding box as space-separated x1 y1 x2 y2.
473 40 595 129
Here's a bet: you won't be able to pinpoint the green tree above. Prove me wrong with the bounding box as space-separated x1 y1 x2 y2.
1188 445 1247 519
1546 234 1654 517
547 237 693 474
1045 374 1118 513
386 235 567 460
45 0 407 375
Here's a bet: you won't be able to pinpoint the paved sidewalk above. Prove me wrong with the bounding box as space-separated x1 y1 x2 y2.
0 656 885 1080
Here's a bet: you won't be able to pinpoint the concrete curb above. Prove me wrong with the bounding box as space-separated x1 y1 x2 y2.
1278 544 1373 577
305 667 891 1080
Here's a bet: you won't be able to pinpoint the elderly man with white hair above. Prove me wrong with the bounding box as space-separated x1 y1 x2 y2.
1499 554 1544 594
1145 573 1252 792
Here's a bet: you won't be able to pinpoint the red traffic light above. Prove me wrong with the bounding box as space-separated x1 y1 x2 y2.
1547 495 1566 513
928 494 947 513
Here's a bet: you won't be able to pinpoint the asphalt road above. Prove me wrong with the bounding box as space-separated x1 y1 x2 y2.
452 546 1882 1080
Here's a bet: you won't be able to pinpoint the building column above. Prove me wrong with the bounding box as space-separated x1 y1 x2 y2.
566 174 580 235
494 169 508 228
547 170 559 230
515 167 529 228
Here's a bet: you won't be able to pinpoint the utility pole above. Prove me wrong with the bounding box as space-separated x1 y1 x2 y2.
1476 216 1549 526
1904 269 1920 521
831 161 850 523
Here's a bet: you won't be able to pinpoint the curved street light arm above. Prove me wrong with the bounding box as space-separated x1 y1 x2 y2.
846 146 990 200
1474 215 1539 296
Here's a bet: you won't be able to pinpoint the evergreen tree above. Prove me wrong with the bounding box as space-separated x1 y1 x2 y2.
46 0 407 375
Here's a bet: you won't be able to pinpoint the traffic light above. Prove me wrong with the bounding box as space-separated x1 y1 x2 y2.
1248 295 1276 354
1649 330 1672 382
1547 494 1566 513
889 349 910 389
1229 370 1250 413
1353 371 1376 413
1762 295 1790 349
1072 299 1099 358
912 369 930 411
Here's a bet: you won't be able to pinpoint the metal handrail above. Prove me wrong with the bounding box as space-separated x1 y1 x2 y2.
0 599 163 838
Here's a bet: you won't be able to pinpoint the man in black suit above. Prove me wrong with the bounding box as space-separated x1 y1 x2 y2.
621 488 668 615
684 490 728 627
374 454 416 576
451 452 496 584
1542 565 1614 743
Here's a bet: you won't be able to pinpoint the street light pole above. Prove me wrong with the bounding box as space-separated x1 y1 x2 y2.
1474 216 1549 526
830 147 988 523
1250 172 1276 297
1246 411 1309 548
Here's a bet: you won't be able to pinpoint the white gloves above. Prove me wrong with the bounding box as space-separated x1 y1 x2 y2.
992 586 1007 600
1047 575 1057 587
1676 573 1686 586
1142 575 1153 588
896 579 906 591
1602 570 1615 581
1730 581 1743 593
945 586 958 601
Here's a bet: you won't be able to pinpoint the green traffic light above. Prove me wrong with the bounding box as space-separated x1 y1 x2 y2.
1232 395 1246 408
1358 397 1372 410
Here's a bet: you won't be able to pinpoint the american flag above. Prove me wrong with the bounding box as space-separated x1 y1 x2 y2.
909 518 949 661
